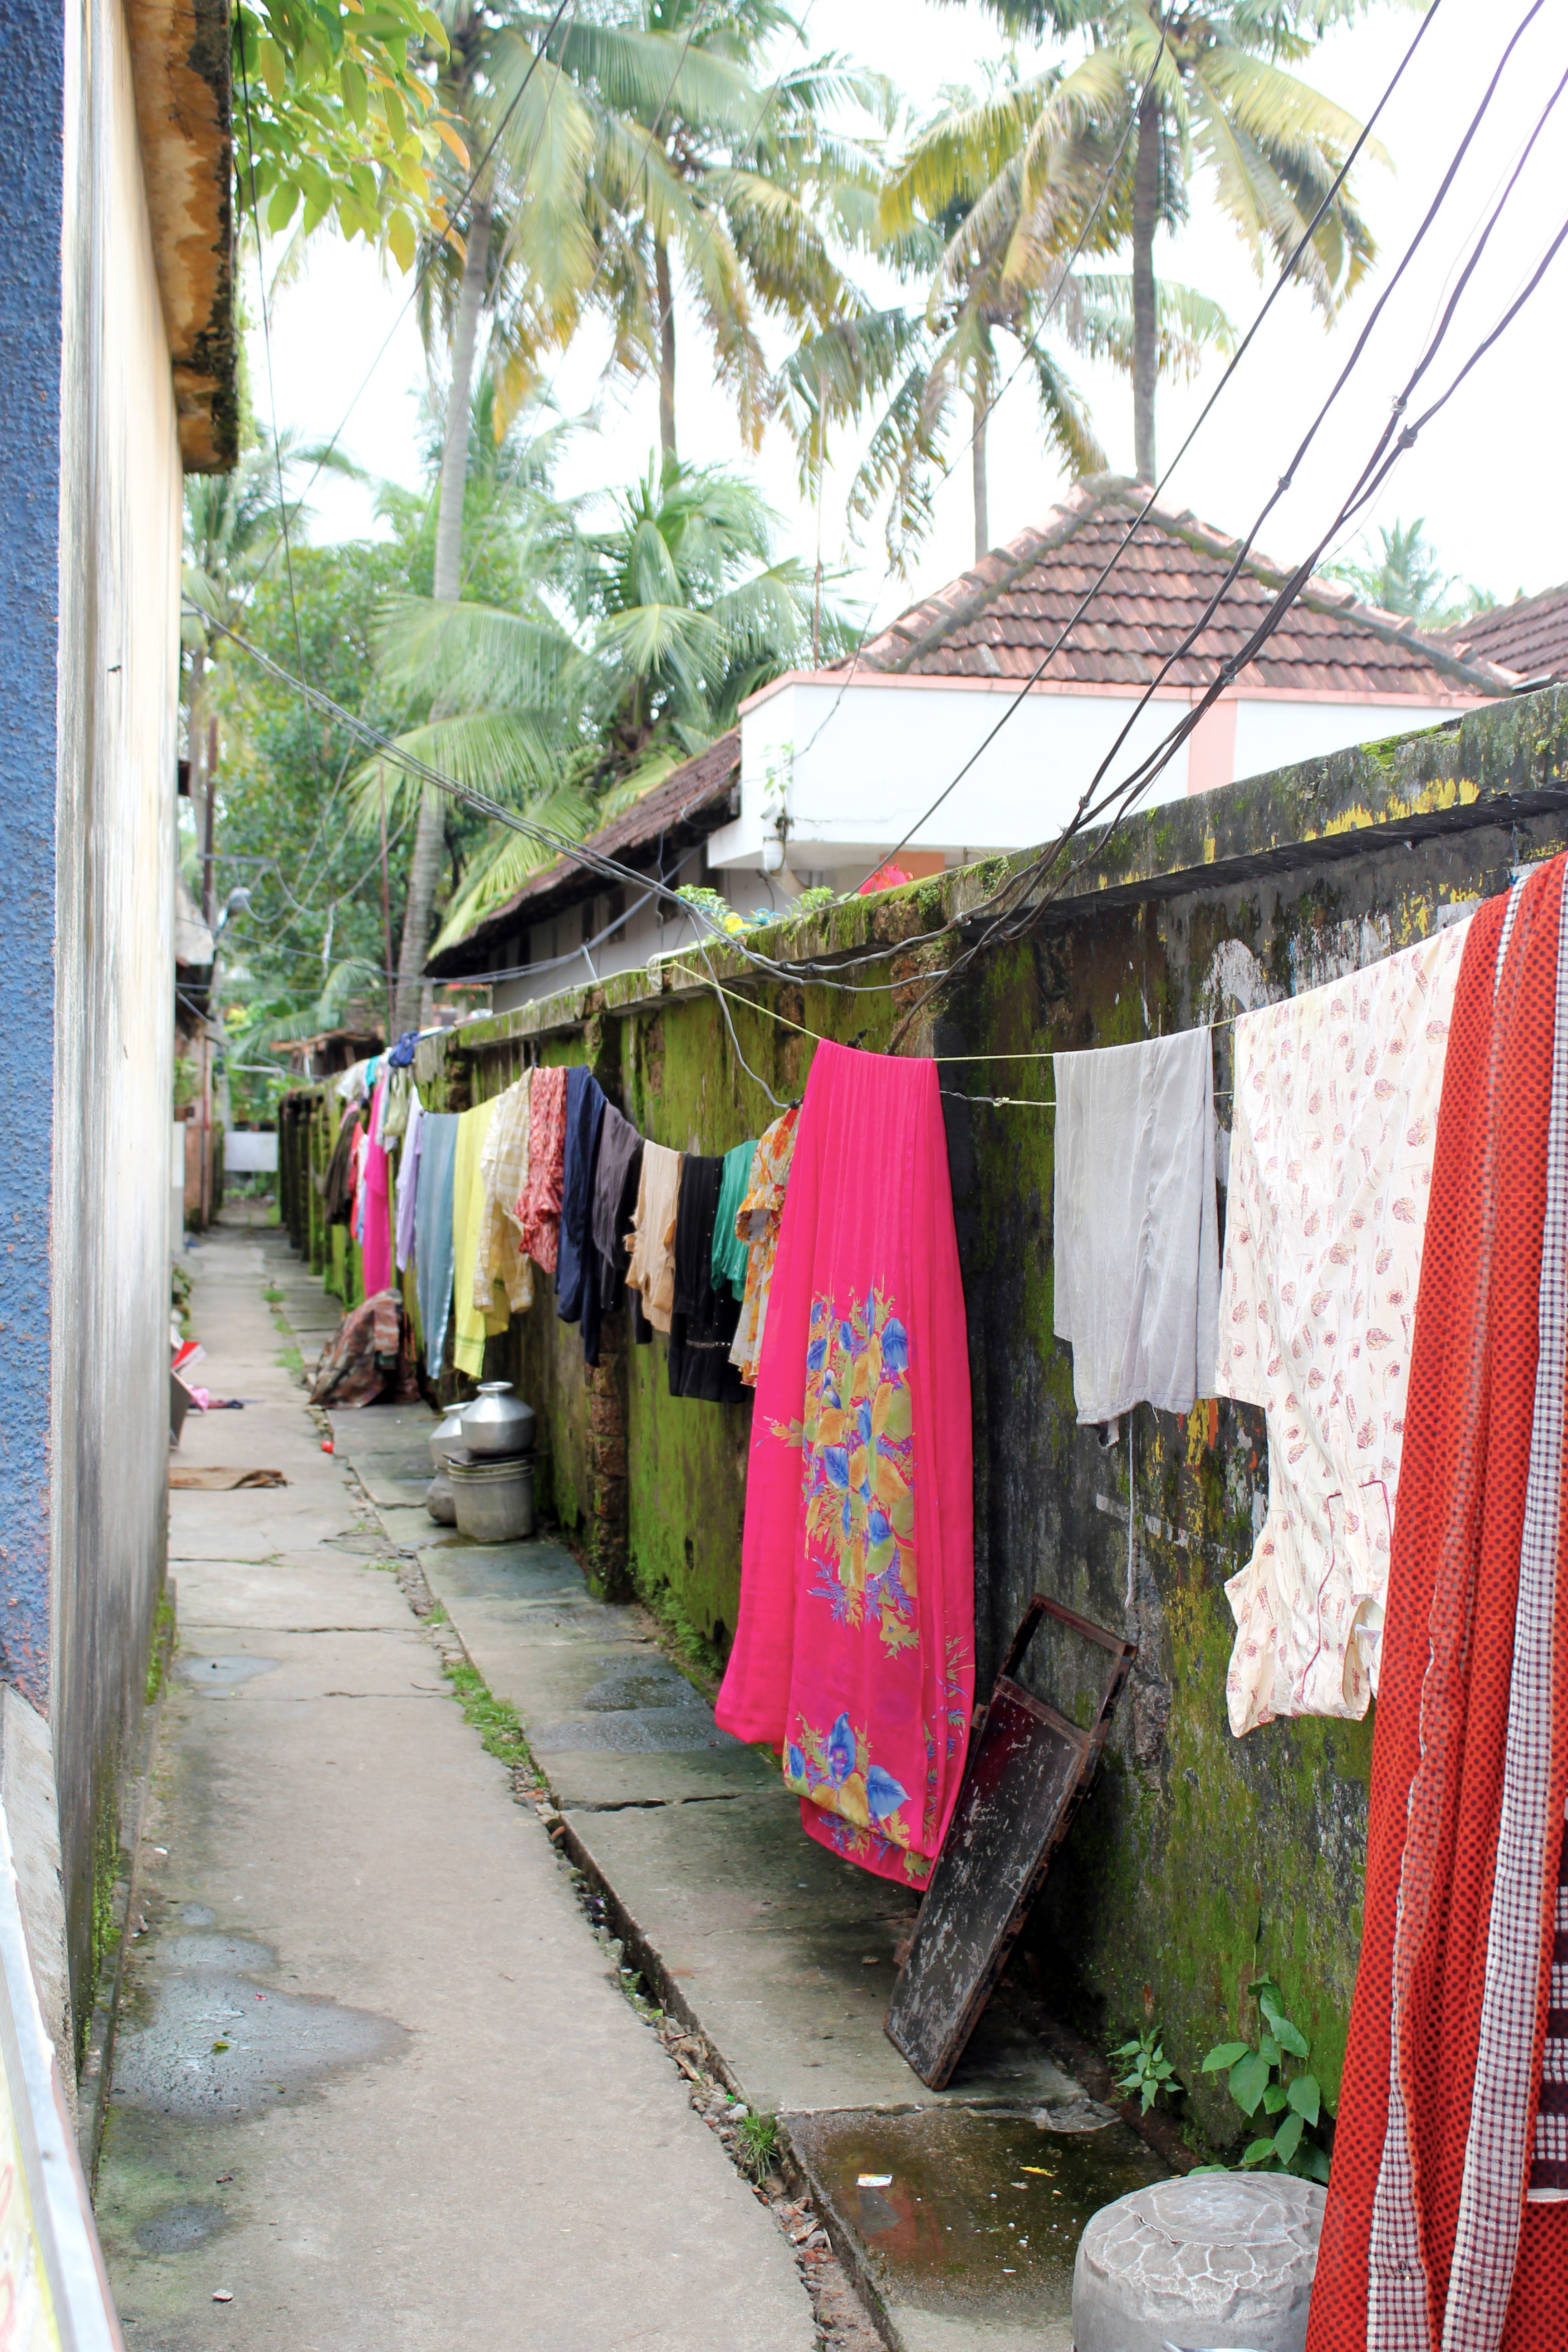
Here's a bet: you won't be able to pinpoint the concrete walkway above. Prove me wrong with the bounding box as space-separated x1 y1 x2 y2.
263 1242 1171 2352
95 1223 817 2352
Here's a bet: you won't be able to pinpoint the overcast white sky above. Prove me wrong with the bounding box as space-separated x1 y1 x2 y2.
256 0 1568 635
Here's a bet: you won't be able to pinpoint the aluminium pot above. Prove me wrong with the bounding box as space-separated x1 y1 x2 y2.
449 1452 535 1544
460 1380 536 1459
428 1397 469 1473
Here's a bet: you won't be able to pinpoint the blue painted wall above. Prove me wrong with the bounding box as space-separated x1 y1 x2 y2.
0 0 65 1708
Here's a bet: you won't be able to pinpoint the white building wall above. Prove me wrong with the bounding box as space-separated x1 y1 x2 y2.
1230 696 1469 783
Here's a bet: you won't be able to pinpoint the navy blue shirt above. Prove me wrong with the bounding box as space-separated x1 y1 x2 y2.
555 1064 607 1365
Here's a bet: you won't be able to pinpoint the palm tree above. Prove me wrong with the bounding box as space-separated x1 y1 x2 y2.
967 0 1382 481
359 449 838 954
1325 517 1494 630
183 436 313 921
774 61 1230 568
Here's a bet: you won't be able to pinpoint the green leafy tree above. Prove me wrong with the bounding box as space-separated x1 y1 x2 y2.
1325 516 1494 630
363 445 842 955
1202 1975 1331 2182
234 0 461 265
967 0 1384 481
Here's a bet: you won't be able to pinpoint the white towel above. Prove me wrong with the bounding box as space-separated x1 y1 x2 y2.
1053 1028 1220 1425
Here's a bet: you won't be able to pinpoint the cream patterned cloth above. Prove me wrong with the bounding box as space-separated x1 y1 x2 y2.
473 1073 534 1315
626 1141 683 1335
1215 918 1470 1736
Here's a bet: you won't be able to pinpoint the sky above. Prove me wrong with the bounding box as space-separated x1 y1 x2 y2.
255 0 1568 641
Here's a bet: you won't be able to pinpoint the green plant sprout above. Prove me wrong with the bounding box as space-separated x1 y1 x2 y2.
1110 2025 1179 2115
1202 1976 1331 2183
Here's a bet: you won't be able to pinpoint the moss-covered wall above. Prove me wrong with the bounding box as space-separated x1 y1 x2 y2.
299 688 1568 2144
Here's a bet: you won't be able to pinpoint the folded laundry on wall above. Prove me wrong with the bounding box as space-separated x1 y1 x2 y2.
1052 1026 1220 1427
413 1112 459 1377
626 1139 682 1336
1215 914 1470 1736
668 1155 745 1404
556 1065 607 1365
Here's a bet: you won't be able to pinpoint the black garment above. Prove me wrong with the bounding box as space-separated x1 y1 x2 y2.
667 1155 745 1403
556 1064 606 1365
592 1105 652 1343
319 1104 359 1225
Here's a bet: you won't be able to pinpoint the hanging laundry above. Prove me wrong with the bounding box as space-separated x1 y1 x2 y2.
715 1041 975 1887
728 1105 800 1385
394 1088 423 1274
592 1105 648 1335
361 1073 393 1297
453 1098 512 1378
349 1116 369 1247
335 1057 374 1106
381 1067 414 1147
1306 862 1568 2352
413 1112 459 1378
625 1140 683 1336
555 1066 607 1366
386 1029 420 1069
320 1103 359 1226
668 1157 745 1403
1215 917 1470 1738
518 1064 568 1274
1053 1027 1219 1427
711 1138 758 1302
473 1075 534 1317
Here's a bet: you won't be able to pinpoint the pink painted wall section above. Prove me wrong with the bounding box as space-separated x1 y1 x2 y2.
1186 698 1239 796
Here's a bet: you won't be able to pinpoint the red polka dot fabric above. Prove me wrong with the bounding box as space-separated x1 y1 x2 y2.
1307 857 1568 2352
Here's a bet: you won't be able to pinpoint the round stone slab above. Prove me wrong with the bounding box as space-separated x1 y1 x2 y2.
1072 2171 1327 2352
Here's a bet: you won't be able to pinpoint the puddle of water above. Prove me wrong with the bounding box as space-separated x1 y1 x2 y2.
581 1657 709 1713
791 2104 1166 2323
113 1930 405 2119
134 2203 225 2255
178 1656 279 1698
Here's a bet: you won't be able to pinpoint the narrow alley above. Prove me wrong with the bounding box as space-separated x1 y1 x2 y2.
94 1223 818 2350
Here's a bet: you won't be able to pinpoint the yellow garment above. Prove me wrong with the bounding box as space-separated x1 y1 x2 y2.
452 1099 511 1376
474 1073 534 1316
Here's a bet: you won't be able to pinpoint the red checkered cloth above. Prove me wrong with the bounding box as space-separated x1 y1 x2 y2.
1307 856 1568 2352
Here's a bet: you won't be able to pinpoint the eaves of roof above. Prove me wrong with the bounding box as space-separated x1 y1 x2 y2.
424 729 741 980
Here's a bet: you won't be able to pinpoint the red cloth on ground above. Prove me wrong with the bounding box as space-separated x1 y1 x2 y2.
714 1040 975 1886
360 1073 392 1297
1307 861 1568 2352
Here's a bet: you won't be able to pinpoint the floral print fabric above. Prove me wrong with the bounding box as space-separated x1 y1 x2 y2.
728 1105 800 1384
1215 916 1470 1736
473 1073 534 1316
715 1041 974 1886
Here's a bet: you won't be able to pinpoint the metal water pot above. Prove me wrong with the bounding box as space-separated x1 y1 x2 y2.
461 1380 535 1458
428 1397 469 1472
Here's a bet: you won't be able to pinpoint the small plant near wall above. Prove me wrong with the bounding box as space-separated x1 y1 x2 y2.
1109 2025 1180 2116
1201 1976 1332 2183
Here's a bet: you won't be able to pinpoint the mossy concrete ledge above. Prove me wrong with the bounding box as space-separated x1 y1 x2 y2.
302 685 1568 2151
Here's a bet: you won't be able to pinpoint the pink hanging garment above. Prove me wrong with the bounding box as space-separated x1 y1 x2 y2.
715 1040 975 1886
361 1073 392 1297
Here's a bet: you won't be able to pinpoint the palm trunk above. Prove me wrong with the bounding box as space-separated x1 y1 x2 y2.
1132 90 1161 486
971 392 989 562
392 186 490 1035
655 238 677 459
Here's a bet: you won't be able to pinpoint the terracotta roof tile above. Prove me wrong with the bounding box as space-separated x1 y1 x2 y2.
1436 584 1568 681
845 480 1512 702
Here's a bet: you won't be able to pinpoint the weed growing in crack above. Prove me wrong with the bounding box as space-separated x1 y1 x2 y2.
735 2112 779 2183
441 1656 539 1784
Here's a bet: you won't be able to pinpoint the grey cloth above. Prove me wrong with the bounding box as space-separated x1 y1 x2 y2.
1052 1028 1220 1425
413 1112 459 1378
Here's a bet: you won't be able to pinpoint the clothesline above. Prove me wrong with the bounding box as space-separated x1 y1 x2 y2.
669 959 1238 1107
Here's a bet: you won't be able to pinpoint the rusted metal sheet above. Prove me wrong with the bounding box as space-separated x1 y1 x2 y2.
884 1595 1136 2091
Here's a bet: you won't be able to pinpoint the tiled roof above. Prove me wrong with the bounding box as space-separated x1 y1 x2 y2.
844 476 1513 701
424 730 739 977
1435 585 1568 684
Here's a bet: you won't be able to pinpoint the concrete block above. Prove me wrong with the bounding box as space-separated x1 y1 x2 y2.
1072 2172 1325 2352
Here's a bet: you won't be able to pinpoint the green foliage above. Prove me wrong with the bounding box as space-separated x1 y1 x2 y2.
1325 516 1494 631
144 1594 176 1710
232 0 456 265
734 2111 779 2183
442 1654 539 1782
792 884 838 912
1202 1976 1332 2183
1110 2024 1179 2115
